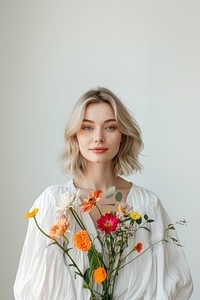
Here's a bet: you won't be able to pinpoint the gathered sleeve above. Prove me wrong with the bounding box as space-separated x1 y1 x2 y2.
145 192 193 300
14 186 76 300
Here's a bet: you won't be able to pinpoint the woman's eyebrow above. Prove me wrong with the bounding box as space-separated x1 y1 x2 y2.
82 118 116 123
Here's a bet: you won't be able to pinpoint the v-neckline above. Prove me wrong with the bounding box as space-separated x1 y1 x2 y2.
68 178 135 231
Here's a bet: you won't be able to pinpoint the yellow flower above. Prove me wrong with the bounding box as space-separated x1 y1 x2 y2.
94 267 107 284
130 211 141 220
25 208 39 218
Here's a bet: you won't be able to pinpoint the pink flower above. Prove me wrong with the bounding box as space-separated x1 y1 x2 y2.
97 213 119 234
49 217 70 239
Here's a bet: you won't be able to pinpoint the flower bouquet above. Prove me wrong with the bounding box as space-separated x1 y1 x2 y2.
25 187 184 300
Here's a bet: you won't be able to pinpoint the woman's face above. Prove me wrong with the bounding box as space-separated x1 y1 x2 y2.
76 102 122 165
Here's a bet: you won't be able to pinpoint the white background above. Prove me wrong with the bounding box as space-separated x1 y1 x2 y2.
1 1 199 299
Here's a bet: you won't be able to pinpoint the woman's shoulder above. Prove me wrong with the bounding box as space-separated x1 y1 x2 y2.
32 179 74 209
43 180 73 194
128 182 162 212
132 183 159 198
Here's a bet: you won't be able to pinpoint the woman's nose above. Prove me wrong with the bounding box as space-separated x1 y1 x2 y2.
94 136 104 143
94 129 104 143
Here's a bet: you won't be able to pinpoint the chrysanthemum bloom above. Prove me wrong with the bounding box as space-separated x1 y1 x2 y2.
25 208 39 218
134 242 143 253
97 213 119 234
130 211 141 220
117 202 132 216
79 190 102 213
49 217 70 239
73 230 91 252
94 267 107 284
56 190 80 216
116 211 124 220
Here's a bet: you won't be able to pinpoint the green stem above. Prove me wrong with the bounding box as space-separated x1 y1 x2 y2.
70 207 104 269
34 216 51 239
119 239 166 271
70 207 86 230
110 232 124 298
95 203 102 216
33 216 97 299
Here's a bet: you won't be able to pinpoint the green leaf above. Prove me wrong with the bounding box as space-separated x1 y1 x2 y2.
46 242 57 248
106 186 116 198
74 271 82 278
147 219 155 223
115 192 122 202
169 226 175 230
88 247 101 270
82 284 89 289
144 214 148 220
84 268 91 285
136 217 142 225
141 226 151 232
171 237 178 243
124 217 131 222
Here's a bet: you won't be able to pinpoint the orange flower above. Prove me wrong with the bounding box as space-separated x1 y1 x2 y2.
49 217 70 239
94 267 107 284
134 242 143 253
79 190 102 213
25 208 39 218
73 230 91 252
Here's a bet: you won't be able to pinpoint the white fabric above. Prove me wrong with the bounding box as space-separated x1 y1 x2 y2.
14 180 193 300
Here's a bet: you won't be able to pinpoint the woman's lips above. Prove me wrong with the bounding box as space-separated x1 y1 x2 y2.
89 147 108 153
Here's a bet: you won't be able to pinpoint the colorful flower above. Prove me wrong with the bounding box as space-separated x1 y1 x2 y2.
49 217 70 239
97 213 119 234
79 190 102 213
117 202 132 219
94 267 107 284
56 190 80 216
134 242 143 253
25 208 39 218
130 211 141 220
73 230 91 252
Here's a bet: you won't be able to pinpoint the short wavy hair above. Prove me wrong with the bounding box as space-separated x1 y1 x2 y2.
60 87 143 177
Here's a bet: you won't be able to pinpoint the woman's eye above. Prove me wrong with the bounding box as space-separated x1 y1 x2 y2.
105 125 116 131
82 126 93 130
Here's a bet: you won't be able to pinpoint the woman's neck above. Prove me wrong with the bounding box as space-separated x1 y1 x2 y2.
74 164 118 191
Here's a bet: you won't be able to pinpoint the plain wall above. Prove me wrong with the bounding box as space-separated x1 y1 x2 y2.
1 0 199 299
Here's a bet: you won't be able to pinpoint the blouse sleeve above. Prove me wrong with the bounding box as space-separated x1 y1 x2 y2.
147 195 193 300
13 186 76 300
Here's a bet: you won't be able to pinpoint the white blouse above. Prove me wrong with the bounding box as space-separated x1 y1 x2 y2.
14 180 193 300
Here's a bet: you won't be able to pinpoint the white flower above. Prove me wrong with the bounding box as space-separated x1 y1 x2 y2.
56 189 80 216
116 211 124 220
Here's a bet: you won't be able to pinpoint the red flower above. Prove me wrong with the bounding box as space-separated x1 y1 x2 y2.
134 242 143 253
97 213 119 234
79 190 102 213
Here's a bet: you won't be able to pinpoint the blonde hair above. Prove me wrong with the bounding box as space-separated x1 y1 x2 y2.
60 87 143 177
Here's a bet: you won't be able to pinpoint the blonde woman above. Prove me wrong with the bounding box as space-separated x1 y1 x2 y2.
14 87 193 299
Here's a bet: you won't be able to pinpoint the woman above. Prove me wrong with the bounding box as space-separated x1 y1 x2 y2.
14 87 193 299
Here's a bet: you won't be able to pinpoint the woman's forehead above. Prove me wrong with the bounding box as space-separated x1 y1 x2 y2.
84 102 115 119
